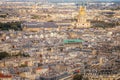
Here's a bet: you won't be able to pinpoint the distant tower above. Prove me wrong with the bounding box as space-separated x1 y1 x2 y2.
75 1 91 28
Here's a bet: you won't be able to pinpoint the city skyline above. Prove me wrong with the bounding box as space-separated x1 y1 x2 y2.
0 0 120 80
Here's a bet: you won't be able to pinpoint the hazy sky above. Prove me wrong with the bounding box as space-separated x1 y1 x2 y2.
47 0 119 1
46 0 120 2
0 0 120 2
48 0 120 1
48 0 120 2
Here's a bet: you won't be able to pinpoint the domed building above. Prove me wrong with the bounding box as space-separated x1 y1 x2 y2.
74 6 91 28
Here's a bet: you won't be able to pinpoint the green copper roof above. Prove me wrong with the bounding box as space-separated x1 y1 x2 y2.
63 39 84 44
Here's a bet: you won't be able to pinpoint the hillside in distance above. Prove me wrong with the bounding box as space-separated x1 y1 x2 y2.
1 0 120 3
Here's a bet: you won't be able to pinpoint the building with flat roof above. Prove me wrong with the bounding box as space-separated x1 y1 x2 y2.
63 39 84 44
22 22 58 32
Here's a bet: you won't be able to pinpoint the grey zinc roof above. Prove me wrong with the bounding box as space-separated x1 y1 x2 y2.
22 22 58 28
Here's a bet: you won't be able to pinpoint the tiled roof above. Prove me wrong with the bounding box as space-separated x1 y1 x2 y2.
0 73 12 78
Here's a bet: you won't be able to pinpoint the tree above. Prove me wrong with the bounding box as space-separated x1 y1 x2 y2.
0 22 22 31
13 52 30 57
0 15 7 18
91 20 118 28
19 64 27 67
73 74 83 80
73 74 89 80
0 52 10 60
84 77 89 80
